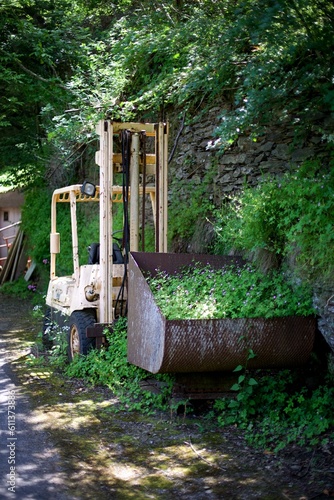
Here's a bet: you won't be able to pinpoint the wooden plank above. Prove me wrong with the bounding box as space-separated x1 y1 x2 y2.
10 230 24 281
111 122 156 134
24 260 36 281
14 239 28 281
0 230 21 284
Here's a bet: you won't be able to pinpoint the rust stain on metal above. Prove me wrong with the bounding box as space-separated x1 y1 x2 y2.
127 252 316 374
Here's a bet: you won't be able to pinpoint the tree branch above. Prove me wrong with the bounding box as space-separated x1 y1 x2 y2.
15 60 68 90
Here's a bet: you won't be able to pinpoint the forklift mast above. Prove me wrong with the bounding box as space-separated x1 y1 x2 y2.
46 121 168 334
95 121 169 324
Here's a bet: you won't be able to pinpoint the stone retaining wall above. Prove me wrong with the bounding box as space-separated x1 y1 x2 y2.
171 107 331 202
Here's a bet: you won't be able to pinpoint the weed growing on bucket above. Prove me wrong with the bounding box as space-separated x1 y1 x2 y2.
145 262 315 320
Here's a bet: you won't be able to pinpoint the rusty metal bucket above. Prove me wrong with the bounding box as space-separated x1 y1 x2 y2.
127 252 316 374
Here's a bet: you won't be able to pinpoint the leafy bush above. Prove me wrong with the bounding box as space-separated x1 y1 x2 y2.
0 276 35 299
214 369 334 451
21 186 52 271
213 163 334 284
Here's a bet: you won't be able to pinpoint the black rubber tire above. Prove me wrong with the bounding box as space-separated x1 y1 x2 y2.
68 310 96 361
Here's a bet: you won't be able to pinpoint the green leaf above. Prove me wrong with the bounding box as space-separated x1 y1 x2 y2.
233 364 244 372
228 399 239 408
248 378 258 386
247 349 257 360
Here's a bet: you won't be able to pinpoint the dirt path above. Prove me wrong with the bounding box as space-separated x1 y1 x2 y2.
0 296 75 499
0 293 333 499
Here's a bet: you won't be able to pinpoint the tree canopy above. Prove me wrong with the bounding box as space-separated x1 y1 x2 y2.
0 0 333 187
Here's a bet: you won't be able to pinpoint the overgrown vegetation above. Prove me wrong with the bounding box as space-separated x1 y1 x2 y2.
214 367 334 452
145 261 314 319
168 167 216 244
0 276 37 299
213 161 334 284
44 316 174 414
2 0 333 280
2 0 334 184
34 312 333 452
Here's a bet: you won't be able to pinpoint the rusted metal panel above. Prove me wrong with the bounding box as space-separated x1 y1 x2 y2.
127 252 316 374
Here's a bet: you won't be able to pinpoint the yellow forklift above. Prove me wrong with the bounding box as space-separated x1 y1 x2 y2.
45 121 168 359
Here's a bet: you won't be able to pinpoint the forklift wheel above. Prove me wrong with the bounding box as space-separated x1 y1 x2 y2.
68 310 96 361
